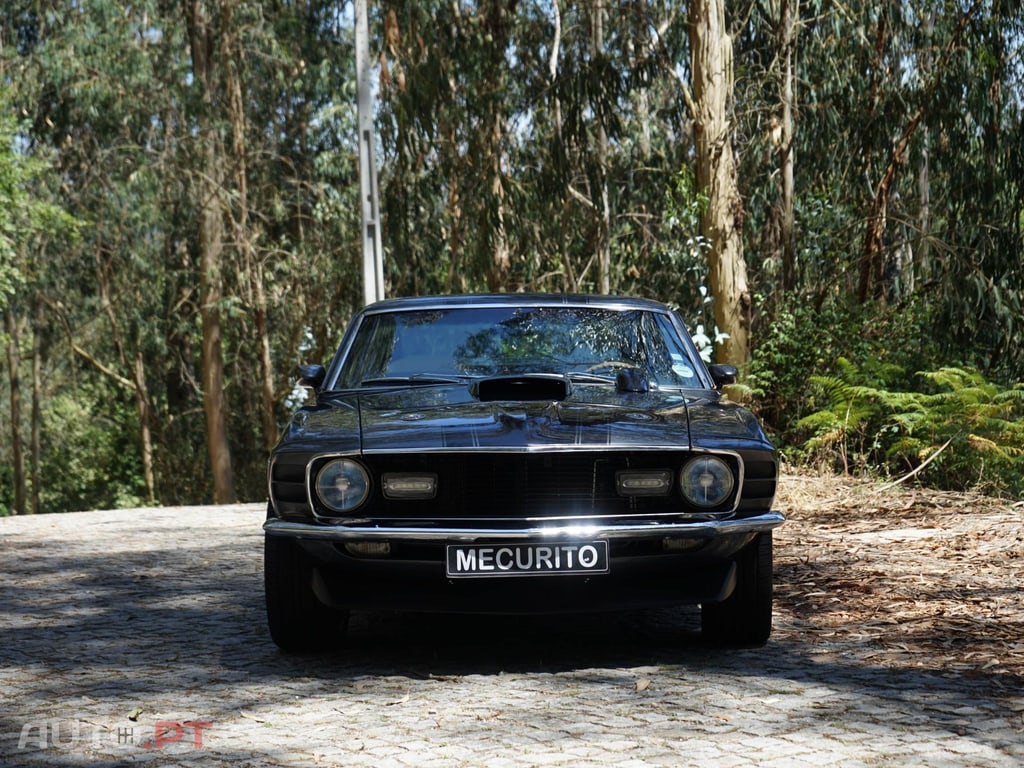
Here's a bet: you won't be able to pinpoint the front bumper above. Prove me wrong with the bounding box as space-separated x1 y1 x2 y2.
264 511 784 613
263 510 785 543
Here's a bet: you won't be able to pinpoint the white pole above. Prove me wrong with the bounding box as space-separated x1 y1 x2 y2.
355 0 385 305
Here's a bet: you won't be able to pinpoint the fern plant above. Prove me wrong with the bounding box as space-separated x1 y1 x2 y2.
797 362 1024 496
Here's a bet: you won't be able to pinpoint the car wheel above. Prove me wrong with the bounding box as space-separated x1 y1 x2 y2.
264 533 347 652
701 532 773 647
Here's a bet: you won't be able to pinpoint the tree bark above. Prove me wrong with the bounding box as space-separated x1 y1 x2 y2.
5 310 26 515
591 0 611 294
913 10 935 295
31 300 42 515
188 0 236 504
95 250 157 504
134 349 156 503
222 9 277 454
198 183 236 503
858 0 980 304
482 0 511 291
779 0 797 293
690 0 751 367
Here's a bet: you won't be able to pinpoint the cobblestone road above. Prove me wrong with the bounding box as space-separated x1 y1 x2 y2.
1 503 1022 767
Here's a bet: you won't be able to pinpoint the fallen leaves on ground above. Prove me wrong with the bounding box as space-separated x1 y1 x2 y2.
774 470 1024 689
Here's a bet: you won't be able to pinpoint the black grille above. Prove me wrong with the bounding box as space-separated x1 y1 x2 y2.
362 452 695 520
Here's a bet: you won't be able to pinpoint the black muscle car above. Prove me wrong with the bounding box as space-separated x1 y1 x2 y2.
264 294 784 650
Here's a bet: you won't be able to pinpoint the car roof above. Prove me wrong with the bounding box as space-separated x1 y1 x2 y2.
360 293 674 314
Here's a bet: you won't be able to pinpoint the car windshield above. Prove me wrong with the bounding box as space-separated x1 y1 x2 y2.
336 306 704 390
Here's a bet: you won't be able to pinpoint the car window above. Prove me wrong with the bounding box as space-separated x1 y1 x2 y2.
338 307 703 389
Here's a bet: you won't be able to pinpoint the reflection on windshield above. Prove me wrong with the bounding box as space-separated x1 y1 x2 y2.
339 307 703 389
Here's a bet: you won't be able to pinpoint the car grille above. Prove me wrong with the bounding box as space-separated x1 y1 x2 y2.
365 452 716 521
270 450 777 523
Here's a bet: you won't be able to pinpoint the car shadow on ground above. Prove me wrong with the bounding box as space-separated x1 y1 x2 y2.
333 607 707 673
2 524 1019 759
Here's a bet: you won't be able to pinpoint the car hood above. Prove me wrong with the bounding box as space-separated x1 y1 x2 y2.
283 382 771 453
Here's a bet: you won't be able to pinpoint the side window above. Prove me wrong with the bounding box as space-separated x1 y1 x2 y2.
337 316 397 387
653 315 700 387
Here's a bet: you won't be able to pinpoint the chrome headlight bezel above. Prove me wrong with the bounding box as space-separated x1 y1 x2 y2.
314 457 371 513
679 455 736 508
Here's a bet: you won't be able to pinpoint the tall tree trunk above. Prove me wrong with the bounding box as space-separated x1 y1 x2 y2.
188 0 236 504
5 310 26 515
591 0 611 294
96 250 157 504
858 0 980 304
482 0 511 291
779 0 797 293
690 0 751 367
31 300 42 515
222 10 276 454
134 350 156 503
251 266 277 454
198 139 236 503
913 10 935 295
547 1 577 293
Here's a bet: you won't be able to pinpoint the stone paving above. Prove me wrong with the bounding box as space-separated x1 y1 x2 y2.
1 504 1022 767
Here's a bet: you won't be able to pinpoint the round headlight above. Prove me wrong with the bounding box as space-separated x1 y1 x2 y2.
679 456 735 508
315 459 370 513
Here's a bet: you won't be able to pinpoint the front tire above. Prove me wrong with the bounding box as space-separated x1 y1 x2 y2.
701 532 773 647
264 533 347 652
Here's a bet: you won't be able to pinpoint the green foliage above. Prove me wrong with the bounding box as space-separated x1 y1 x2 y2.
0 461 12 517
652 169 712 317
747 297 883 438
0 104 23 305
0 86 78 310
797 362 1024 497
38 387 147 513
2 0 1022 509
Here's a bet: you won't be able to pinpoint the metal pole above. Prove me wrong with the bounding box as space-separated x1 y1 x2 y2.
355 0 385 305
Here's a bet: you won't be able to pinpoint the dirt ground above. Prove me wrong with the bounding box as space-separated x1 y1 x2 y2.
772 470 1024 690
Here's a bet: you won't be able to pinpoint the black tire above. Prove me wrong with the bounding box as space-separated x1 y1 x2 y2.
264 533 347 652
701 532 773 647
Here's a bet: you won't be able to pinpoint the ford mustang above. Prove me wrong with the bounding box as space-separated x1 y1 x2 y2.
264 294 784 650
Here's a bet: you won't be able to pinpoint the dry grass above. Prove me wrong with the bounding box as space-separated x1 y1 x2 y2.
773 470 1024 690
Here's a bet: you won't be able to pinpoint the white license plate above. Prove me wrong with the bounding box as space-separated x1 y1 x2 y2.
446 541 609 578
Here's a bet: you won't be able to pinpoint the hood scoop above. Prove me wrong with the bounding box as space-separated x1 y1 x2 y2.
473 374 570 402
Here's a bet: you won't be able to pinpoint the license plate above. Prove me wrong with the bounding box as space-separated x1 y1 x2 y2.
446 541 609 578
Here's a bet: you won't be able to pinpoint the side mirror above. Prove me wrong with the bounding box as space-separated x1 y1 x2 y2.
616 367 650 393
296 364 326 390
708 364 738 390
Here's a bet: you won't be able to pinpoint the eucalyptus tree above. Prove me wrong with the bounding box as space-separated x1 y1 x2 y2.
925 0 1023 379
374 1 519 294
689 0 751 366
508 0 629 293
786 0 1023 379
3 0 363 509
729 0 1023 443
3 0 186 509
149 0 364 501
377 1 694 300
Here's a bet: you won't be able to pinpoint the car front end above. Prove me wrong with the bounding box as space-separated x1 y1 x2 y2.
264 295 784 650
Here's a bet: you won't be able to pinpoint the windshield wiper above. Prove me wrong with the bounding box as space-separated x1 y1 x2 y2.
565 372 616 385
359 374 469 387
566 370 662 393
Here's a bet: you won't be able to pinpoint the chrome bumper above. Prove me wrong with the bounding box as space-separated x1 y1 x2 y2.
263 511 785 543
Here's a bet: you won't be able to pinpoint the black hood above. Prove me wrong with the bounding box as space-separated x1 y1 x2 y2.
281 380 773 456
357 385 693 452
